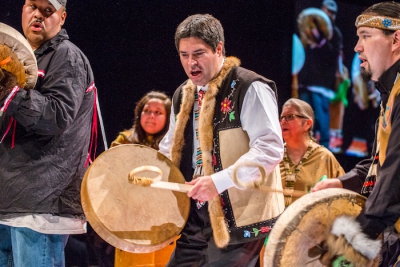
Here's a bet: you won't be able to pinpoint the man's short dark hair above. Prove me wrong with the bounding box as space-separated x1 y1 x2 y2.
174 14 225 56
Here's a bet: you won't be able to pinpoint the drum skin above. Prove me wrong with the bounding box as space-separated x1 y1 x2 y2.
264 188 366 267
81 144 190 253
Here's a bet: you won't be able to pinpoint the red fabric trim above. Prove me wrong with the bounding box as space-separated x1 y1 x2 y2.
11 119 16 149
1 117 14 144
85 82 98 167
37 70 46 78
0 86 20 113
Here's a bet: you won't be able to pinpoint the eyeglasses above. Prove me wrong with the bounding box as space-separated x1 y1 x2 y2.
142 110 164 116
279 114 308 122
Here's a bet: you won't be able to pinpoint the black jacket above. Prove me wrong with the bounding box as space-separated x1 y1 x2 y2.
340 60 400 239
0 29 95 218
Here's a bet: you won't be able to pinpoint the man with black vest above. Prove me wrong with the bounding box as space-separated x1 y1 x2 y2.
159 14 284 266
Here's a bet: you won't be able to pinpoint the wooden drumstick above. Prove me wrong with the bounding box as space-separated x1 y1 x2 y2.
151 181 309 197
136 179 307 196
128 165 307 196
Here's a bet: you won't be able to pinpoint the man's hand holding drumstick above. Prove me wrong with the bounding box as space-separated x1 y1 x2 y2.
186 176 219 202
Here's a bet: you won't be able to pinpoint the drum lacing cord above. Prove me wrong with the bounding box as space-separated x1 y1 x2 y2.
294 226 326 251
298 225 328 265
304 200 333 264
295 201 332 264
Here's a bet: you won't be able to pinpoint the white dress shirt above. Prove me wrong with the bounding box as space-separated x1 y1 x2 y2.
159 80 283 193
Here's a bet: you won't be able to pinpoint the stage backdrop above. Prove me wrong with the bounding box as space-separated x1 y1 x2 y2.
292 0 381 170
1 0 382 171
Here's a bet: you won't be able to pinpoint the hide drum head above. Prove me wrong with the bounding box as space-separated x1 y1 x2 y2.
81 144 190 253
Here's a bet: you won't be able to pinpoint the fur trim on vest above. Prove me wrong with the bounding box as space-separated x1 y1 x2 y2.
170 56 241 247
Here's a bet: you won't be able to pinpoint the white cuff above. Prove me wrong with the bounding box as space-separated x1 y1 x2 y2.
211 170 235 193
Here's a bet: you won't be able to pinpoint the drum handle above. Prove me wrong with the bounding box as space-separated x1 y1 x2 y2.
128 165 193 193
232 162 307 197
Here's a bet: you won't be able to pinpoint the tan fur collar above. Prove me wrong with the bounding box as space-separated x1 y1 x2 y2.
170 56 241 248
170 56 241 172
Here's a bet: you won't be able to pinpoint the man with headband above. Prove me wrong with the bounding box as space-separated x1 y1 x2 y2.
313 2 400 266
0 0 97 266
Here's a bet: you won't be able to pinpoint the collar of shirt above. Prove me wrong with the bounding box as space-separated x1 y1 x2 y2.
196 57 226 93
376 59 400 95
197 84 209 93
34 29 69 56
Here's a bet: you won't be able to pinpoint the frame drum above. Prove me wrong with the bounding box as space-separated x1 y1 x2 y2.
0 22 37 89
297 7 333 47
264 188 366 266
81 144 190 253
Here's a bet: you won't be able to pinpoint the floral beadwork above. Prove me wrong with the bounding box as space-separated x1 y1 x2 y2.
212 137 218 167
355 15 400 31
212 154 217 166
383 18 392 28
212 79 239 167
214 79 239 128
243 226 271 238
221 98 232 114
229 112 236 122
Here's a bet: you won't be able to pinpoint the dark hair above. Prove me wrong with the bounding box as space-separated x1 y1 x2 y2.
129 91 171 150
363 1 400 35
174 14 226 55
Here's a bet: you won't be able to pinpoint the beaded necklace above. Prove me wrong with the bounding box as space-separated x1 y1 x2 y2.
283 140 313 207
143 135 154 147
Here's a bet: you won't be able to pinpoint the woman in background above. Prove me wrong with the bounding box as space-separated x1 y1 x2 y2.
111 91 174 267
279 98 345 207
111 91 171 149
259 98 345 266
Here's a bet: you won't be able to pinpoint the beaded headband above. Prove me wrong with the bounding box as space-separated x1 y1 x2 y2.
355 14 400 31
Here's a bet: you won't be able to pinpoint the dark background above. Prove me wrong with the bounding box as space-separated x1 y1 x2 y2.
1 0 385 172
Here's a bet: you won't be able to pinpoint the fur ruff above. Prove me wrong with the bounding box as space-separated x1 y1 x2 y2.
170 82 195 167
325 215 381 267
0 44 27 88
170 56 241 248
